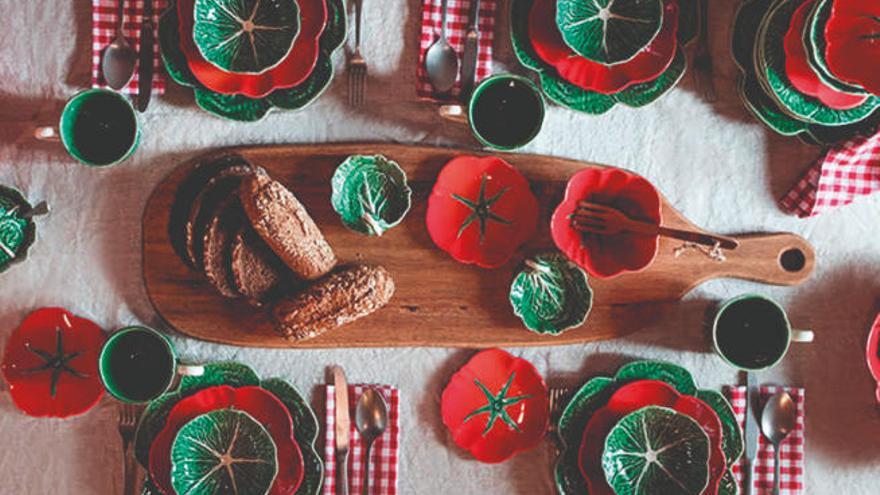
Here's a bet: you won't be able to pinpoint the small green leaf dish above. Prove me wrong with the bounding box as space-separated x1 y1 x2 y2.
755 0 879 126
555 0 664 65
554 360 742 495
508 253 593 335
602 406 710 495
171 408 278 495
135 362 324 495
159 0 345 121
330 155 412 236
511 0 695 114
193 0 299 74
0 185 36 275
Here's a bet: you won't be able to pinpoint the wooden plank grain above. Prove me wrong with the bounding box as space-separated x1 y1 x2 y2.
142 143 815 348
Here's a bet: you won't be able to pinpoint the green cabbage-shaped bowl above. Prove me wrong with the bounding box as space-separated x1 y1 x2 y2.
555 0 664 64
193 0 300 74
171 408 279 495
509 253 593 335
0 185 37 275
330 155 412 236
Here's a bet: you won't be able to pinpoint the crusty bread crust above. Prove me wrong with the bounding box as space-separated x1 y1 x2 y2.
272 264 395 341
239 172 337 280
230 226 291 306
202 196 243 299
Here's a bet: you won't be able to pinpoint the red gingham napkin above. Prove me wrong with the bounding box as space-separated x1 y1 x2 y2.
724 385 805 494
91 0 167 95
416 0 497 100
324 384 400 495
780 131 880 217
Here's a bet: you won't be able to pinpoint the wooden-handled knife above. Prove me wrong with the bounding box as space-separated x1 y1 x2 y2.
136 0 154 112
333 366 350 495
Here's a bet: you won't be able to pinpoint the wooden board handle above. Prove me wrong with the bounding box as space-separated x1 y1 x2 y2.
703 232 815 286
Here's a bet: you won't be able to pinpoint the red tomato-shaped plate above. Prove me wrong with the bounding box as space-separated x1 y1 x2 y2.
1 307 106 418
441 349 549 463
528 0 679 94
824 0 880 96
149 385 304 495
783 0 867 110
177 0 327 97
551 167 661 279
426 155 538 269
578 380 726 495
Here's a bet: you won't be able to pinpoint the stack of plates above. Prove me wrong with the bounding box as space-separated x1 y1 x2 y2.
554 361 743 495
733 0 880 145
134 362 323 495
159 0 346 121
509 0 698 114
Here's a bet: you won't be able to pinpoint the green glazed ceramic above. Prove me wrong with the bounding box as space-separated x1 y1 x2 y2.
135 362 324 495
602 406 710 495
330 155 412 236
731 0 880 144
159 0 345 121
0 186 36 275
171 409 278 495
510 0 693 114
193 0 299 74
554 360 742 495
803 0 867 95
508 253 593 335
99 326 179 404
555 0 664 64
756 0 879 126
467 73 546 150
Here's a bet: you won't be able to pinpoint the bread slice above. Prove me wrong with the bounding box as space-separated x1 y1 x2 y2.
272 264 394 341
230 226 293 306
201 196 244 299
238 172 337 280
183 161 256 269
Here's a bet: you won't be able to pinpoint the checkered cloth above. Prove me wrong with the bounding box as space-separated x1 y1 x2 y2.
416 0 497 100
780 131 880 217
91 0 166 95
323 384 400 495
725 386 805 494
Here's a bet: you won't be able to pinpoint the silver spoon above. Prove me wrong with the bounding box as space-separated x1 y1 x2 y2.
102 0 137 90
425 0 459 93
355 388 388 495
760 391 798 495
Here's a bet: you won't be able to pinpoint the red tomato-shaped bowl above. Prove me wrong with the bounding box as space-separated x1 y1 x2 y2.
177 0 327 97
578 380 727 495
824 0 880 96
149 385 304 495
551 167 661 279
867 314 880 404
426 155 538 269
783 0 867 110
440 349 549 463
1 307 106 418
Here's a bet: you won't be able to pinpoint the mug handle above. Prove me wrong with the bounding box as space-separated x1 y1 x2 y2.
177 364 205 376
438 104 468 125
34 126 61 142
791 329 814 343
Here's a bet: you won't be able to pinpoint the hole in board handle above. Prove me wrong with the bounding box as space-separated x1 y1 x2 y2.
779 248 806 272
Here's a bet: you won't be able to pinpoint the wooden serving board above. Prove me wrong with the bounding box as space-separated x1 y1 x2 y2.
143 144 815 348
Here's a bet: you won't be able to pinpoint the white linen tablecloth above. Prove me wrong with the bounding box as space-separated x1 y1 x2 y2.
1 1 879 493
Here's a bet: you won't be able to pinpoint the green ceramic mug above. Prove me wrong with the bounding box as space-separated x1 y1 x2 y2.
34 88 140 167
439 74 545 150
99 326 203 403
711 294 814 371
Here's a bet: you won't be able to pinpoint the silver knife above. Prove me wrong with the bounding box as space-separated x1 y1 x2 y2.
744 371 759 495
459 0 481 99
136 0 154 112
334 366 350 495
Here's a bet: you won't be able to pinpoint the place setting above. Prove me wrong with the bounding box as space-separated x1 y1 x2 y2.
5 0 880 493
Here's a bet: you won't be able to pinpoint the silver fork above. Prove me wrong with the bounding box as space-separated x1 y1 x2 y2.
347 0 367 106
691 0 716 102
548 386 571 457
118 404 141 495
